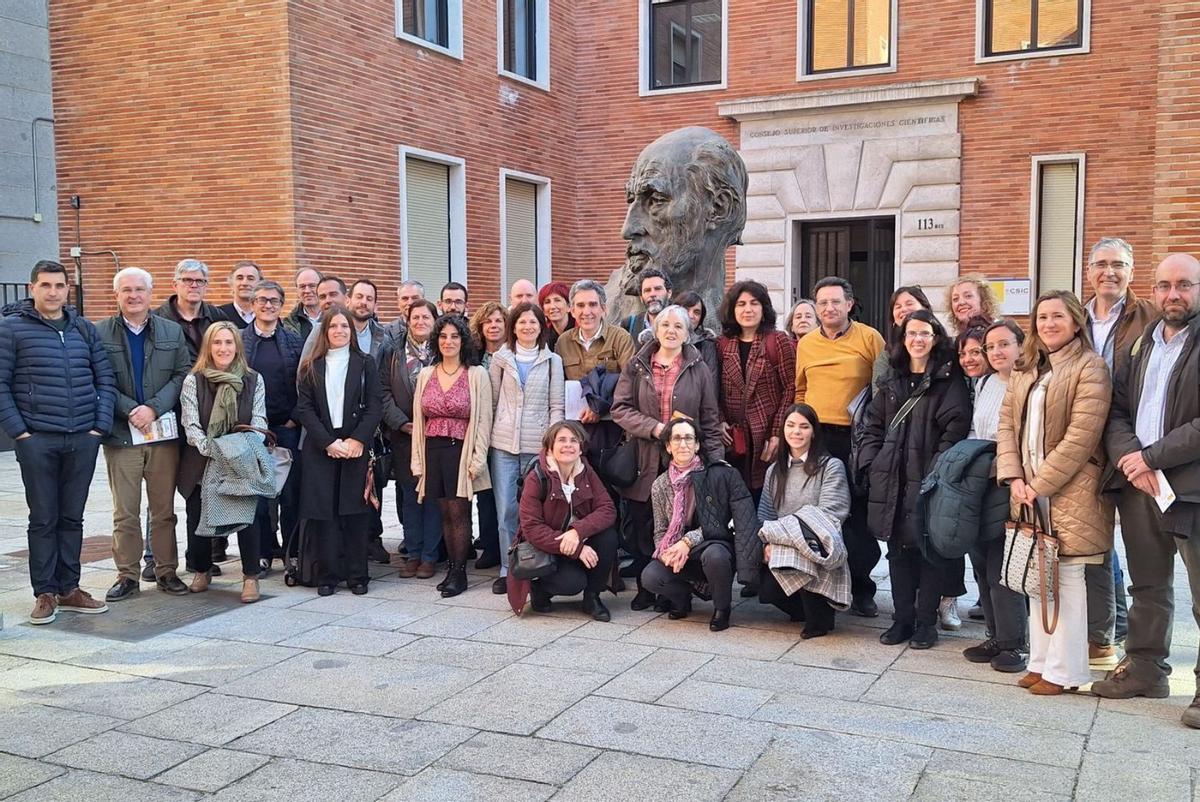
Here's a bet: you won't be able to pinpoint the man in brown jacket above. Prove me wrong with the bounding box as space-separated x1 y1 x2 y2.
1097 253 1200 729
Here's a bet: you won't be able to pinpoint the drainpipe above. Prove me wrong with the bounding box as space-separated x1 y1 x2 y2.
0 118 54 223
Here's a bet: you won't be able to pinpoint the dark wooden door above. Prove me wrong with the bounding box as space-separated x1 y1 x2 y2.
798 217 894 334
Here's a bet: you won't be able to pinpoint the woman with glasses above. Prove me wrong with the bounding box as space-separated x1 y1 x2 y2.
858 310 971 649
873 286 933 389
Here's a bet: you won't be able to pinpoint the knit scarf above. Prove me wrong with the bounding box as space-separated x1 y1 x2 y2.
201 367 245 439
654 456 701 558
514 343 540 362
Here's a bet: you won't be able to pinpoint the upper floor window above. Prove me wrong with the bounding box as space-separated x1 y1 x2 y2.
397 0 463 59
804 0 894 75
983 0 1085 58
499 0 550 88
648 0 724 91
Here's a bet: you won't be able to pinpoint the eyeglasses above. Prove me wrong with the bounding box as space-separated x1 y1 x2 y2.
669 434 697 445
905 332 935 341
1088 260 1130 271
1154 281 1197 294
177 277 208 286
960 348 984 359
984 340 1016 353
254 297 282 307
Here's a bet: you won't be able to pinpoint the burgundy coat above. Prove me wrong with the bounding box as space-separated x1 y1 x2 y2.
717 330 796 491
518 453 616 557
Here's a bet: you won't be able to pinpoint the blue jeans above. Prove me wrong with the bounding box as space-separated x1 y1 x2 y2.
399 475 442 563
489 450 538 577
15 431 101 596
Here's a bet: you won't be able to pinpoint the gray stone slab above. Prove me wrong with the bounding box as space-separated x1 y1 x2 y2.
388 636 533 671
469 613 585 647
0 622 119 662
911 750 1077 802
775 624 903 674
422 662 609 736
174 605 339 645
727 727 930 801
1075 750 1191 802
0 660 205 720
337 598 447 631
43 588 258 642
519 636 655 675
152 748 271 793
399 606 513 639
230 707 475 775
0 695 121 758
207 757 403 801
538 696 775 770
278 624 419 656
620 618 800 661
46 730 205 780
122 694 297 747
380 767 554 802
74 637 302 687
0 751 64 797
890 642 1023 685
553 751 740 802
594 648 712 702
6 769 201 801
436 732 599 786
219 653 488 718
566 620 636 642
656 679 773 718
1088 708 1200 768
754 692 1085 768
288 593 389 616
692 655 876 701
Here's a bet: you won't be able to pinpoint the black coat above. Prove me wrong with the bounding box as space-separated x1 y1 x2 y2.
295 352 383 520
857 357 971 547
656 461 762 585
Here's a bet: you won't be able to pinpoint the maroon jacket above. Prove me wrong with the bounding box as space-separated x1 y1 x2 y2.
717 329 796 491
518 453 616 558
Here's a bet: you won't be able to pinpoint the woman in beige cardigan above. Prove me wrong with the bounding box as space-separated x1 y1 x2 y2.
997 290 1113 696
411 315 493 597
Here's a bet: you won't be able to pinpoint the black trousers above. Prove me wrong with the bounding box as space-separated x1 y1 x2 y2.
888 542 941 627
758 564 835 631
968 536 1028 649
313 513 370 587
534 527 618 597
642 542 734 611
823 424 880 602
184 487 261 576
475 488 500 563
623 498 656 588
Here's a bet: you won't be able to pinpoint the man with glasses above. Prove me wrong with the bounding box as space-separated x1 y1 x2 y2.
155 258 229 360
243 280 304 573
1098 253 1200 729
438 281 468 317
284 268 323 340
217 261 262 329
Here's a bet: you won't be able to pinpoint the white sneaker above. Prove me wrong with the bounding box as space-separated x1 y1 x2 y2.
938 597 962 631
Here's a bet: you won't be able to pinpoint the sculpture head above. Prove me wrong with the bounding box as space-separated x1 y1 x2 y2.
621 127 747 290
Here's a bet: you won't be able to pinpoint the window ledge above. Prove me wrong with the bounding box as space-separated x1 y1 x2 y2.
396 31 463 60
639 80 727 98
975 45 1089 65
499 69 550 92
796 63 898 83
718 77 980 120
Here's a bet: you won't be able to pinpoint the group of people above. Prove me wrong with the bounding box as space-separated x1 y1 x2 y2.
7 235 1200 728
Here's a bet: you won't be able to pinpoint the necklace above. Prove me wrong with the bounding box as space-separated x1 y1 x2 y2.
439 363 462 378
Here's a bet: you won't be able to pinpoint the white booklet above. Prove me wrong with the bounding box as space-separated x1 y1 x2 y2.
1155 469 1176 513
130 411 179 445
564 380 587 421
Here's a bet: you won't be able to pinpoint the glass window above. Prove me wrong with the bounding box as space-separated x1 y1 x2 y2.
1035 160 1081 295
503 0 538 80
650 0 723 90
402 0 449 49
807 0 891 74
986 0 1081 56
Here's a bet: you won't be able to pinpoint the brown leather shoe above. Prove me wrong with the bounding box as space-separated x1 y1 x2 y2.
397 558 420 579
1017 672 1042 689
29 593 57 625
189 572 211 593
1029 679 1076 695
56 587 108 614
416 561 436 579
241 576 260 604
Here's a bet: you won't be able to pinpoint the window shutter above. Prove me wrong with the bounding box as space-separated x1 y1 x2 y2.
505 178 538 289
1036 162 1079 295
405 158 451 291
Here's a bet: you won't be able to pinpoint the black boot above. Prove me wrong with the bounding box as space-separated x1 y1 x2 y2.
436 565 451 592
530 584 552 613
709 608 731 632
630 587 656 611
440 561 468 598
583 591 611 622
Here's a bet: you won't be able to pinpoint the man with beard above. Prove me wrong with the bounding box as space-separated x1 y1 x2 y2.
606 127 747 327
623 268 672 345
1098 253 1200 729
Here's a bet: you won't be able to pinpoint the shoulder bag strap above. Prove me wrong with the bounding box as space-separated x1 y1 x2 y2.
887 383 929 433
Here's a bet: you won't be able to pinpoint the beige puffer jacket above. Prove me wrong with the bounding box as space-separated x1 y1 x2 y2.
996 337 1114 558
488 345 565 455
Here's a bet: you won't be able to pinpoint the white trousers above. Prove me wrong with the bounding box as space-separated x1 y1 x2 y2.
1028 562 1090 687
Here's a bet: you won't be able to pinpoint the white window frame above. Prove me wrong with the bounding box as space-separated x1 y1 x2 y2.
975 0 1090 64
399 145 468 286
499 168 552 291
497 0 551 90
1028 153 1086 297
638 0 728 97
396 0 464 60
795 0 899 82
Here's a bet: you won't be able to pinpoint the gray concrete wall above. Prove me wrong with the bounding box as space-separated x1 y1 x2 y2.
0 0 59 284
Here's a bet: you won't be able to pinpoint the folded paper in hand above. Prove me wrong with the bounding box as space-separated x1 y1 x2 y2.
130 411 178 445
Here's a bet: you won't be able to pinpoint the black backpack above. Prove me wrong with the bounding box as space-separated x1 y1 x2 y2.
516 458 548 503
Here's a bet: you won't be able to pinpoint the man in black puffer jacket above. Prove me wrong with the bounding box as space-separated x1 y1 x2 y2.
0 261 117 626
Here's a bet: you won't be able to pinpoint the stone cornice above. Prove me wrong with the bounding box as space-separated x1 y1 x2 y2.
717 78 982 120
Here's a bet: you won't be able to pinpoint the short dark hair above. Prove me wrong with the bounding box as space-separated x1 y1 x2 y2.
542 420 590 453
719 280 777 338
440 281 468 301
318 275 348 294
887 285 933 344
638 267 672 293
350 279 378 299
813 276 855 300
231 260 261 278
30 260 68 283
674 290 706 323
956 315 992 350
252 279 286 304
406 299 439 321
984 317 1025 346
888 309 955 371
431 313 480 366
506 302 548 351
660 416 701 451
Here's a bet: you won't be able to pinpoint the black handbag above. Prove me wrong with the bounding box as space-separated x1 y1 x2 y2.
508 540 557 580
598 436 639 489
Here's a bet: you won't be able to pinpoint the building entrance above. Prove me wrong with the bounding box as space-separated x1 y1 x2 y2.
795 216 896 334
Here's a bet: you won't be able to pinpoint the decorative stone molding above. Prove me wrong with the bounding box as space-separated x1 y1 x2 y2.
717 78 980 121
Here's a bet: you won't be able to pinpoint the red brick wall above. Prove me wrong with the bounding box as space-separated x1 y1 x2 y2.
1153 2 1200 259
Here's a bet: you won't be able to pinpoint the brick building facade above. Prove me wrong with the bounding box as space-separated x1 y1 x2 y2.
47 0 1198 323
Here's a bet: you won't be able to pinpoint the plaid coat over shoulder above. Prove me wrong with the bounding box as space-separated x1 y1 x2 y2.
717 330 796 491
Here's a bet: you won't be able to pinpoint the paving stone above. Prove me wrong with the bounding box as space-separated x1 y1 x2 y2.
380 767 555 802
388 636 532 671
420 581 525 612
727 728 930 801
519 636 655 675
230 707 475 775
46 730 205 780
219 652 488 718
775 625 902 674
288 593 390 616
0 751 64 797
122 694 297 747
1088 708 1200 768
74 638 302 686
911 750 1077 802
152 749 271 793
554 751 739 802
174 606 339 644
436 732 599 786
6 769 202 801
538 696 775 770
656 679 774 718
889 642 1022 685
1075 750 1191 802
399 607 513 639
207 757 403 801
594 648 712 702
0 696 121 758
469 613 585 647
692 655 876 701
337 598 447 631
278 624 419 656
0 653 27 671
421 662 609 735
0 660 205 720
0 624 118 662
620 618 800 661
754 692 1084 768
567 620 636 642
